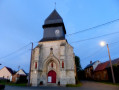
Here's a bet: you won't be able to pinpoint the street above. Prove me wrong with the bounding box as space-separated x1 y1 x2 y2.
5 81 119 90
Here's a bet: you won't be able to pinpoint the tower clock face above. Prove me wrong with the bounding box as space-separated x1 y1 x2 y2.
55 29 60 35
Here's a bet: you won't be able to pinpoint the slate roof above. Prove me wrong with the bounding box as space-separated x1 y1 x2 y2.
44 9 63 25
85 61 96 69
5 67 15 74
40 9 66 42
40 37 65 42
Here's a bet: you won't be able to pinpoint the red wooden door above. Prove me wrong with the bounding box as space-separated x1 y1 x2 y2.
48 70 56 83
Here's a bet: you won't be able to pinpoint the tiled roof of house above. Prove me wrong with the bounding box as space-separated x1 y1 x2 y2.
94 58 119 72
106 58 119 68
94 61 110 72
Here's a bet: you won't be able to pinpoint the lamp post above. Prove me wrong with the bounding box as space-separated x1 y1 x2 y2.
100 41 115 83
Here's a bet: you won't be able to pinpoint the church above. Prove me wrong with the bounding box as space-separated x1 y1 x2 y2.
30 9 76 86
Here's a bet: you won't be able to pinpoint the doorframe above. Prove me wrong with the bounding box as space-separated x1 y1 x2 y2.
47 70 56 83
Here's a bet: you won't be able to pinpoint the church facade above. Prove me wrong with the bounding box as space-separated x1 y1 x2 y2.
30 9 76 86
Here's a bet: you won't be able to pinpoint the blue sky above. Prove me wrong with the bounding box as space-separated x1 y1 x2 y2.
0 0 119 72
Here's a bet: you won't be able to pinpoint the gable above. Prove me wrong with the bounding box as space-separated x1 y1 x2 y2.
16 69 26 75
0 67 12 76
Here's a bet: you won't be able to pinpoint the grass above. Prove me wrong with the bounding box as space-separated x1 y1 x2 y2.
95 81 119 86
0 81 27 86
101 82 119 86
66 83 82 87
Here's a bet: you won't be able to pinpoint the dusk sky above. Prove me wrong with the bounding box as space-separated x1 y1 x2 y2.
0 0 119 72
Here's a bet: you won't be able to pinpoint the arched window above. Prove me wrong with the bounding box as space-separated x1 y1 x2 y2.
62 61 64 68
51 62 53 68
35 62 37 69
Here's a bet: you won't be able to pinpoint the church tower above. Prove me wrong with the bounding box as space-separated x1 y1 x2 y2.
30 9 76 86
41 9 66 42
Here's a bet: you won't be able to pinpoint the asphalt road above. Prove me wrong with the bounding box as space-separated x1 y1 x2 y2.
5 81 119 90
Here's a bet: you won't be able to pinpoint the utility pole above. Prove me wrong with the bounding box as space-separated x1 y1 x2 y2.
28 42 33 86
107 44 115 83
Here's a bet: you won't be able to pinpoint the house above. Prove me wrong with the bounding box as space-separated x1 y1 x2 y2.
12 69 27 83
105 58 119 82
94 58 119 82
0 66 15 81
30 9 76 86
94 61 109 81
85 61 100 79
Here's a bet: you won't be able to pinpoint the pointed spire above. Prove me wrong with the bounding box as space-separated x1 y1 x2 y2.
44 9 63 25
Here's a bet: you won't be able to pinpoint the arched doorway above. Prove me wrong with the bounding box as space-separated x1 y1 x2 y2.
47 70 56 83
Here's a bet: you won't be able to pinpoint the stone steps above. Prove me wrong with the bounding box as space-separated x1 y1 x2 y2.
47 83 57 86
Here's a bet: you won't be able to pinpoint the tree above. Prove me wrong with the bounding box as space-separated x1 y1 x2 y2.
75 56 85 81
75 56 82 71
75 56 82 82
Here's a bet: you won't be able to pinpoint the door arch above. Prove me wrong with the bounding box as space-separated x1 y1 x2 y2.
47 70 56 83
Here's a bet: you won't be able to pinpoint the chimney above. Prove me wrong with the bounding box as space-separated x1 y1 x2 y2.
90 61 92 64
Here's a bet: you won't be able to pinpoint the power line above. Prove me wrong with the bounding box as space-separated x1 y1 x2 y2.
34 31 119 45
70 31 119 44
109 40 119 45
0 43 31 60
81 40 119 61
66 18 119 36
81 47 105 60
33 31 119 49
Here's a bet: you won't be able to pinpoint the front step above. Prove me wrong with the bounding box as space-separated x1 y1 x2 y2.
47 83 57 86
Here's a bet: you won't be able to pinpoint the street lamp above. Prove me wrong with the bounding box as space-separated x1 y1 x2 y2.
100 41 115 83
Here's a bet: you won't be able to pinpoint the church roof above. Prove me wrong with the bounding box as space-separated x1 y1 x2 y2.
40 37 65 42
44 9 63 25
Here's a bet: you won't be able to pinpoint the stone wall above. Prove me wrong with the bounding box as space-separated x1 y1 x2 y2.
30 40 76 86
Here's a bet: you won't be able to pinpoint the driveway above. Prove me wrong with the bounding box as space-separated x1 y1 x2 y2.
5 81 119 90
